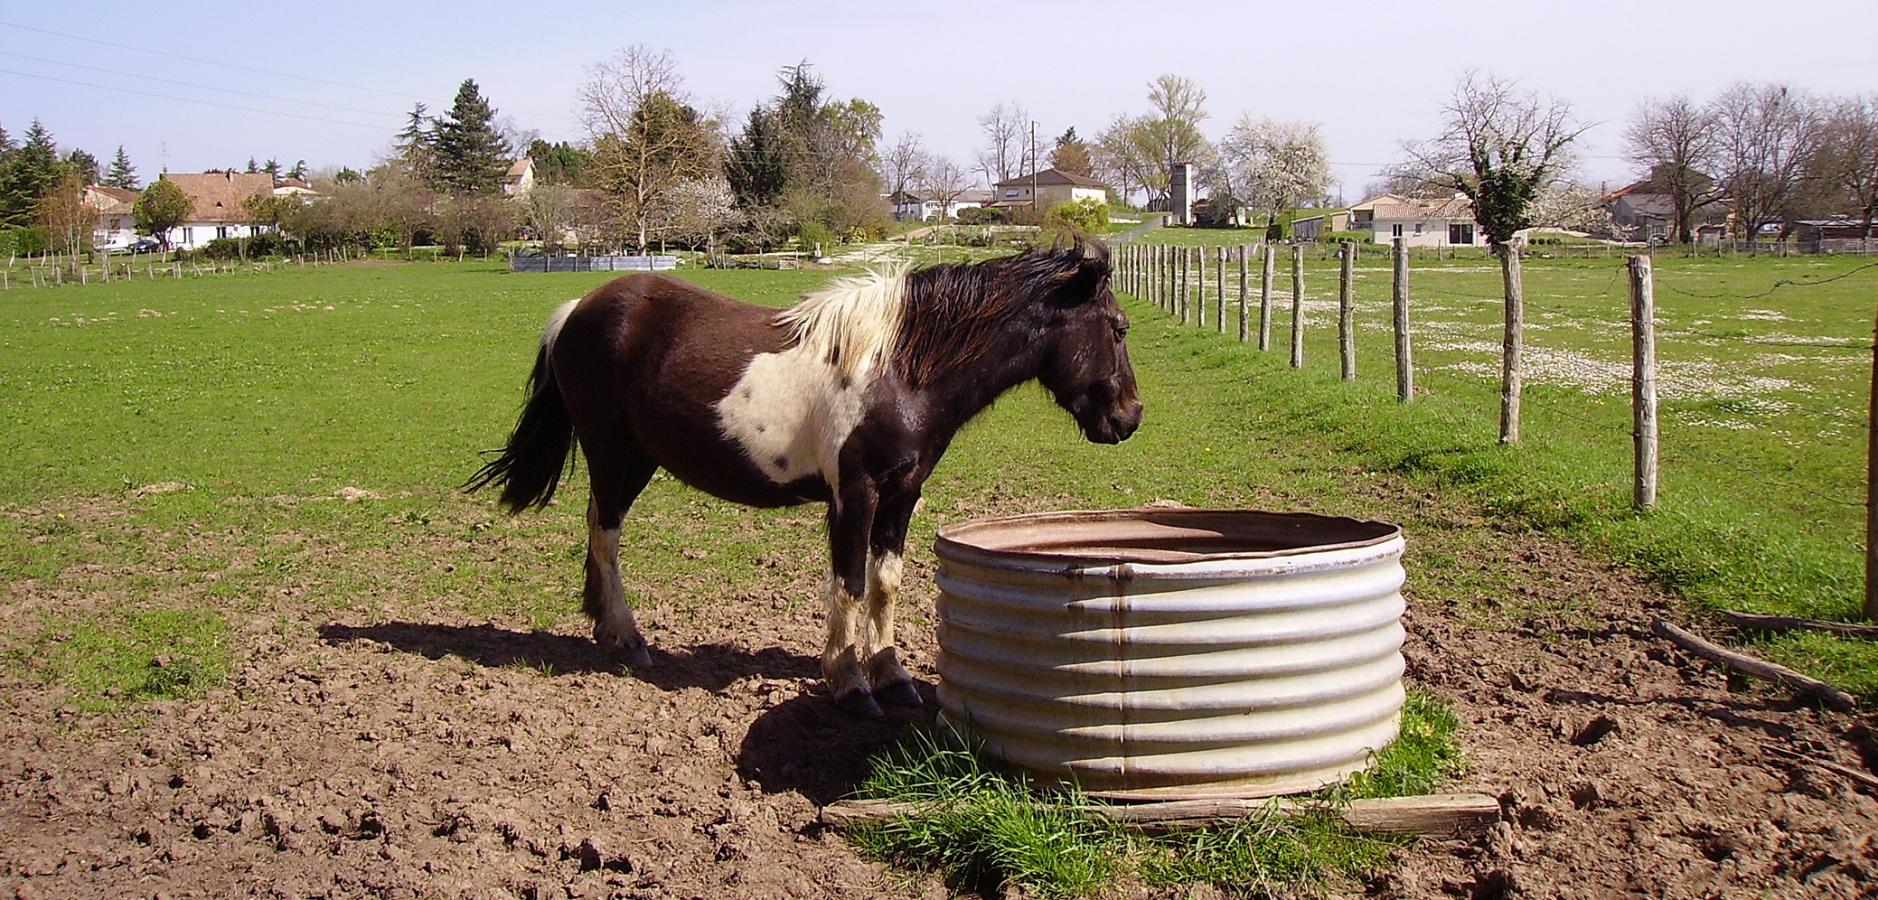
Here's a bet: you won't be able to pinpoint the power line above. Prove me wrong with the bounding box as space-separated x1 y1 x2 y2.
0 68 386 129
0 19 410 99
0 50 403 119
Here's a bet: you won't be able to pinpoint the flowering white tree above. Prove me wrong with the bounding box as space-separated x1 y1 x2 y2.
1528 181 1626 239
1218 115 1329 226
660 176 739 250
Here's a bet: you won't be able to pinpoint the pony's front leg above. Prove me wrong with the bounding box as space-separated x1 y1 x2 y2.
865 487 921 708
823 488 881 719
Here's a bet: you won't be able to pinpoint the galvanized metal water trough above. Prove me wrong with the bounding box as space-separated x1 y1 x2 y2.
934 508 1406 800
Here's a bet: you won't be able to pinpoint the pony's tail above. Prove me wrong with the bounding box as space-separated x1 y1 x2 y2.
465 302 578 513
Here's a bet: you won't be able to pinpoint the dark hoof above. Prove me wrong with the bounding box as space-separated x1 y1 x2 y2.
834 688 885 720
874 678 923 709
621 643 653 670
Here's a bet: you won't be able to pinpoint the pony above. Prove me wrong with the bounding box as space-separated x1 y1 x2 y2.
467 238 1142 718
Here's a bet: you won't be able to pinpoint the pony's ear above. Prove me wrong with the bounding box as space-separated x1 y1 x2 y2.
1050 235 1110 301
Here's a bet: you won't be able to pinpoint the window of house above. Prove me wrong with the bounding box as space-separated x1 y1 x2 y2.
1414 223 1423 235
216 225 230 240
1448 223 1475 245
1391 223 1403 238
1004 189 1019 198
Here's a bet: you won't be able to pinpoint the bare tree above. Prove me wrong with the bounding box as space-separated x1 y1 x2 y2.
976 101 1028 185
1814 94 1878 248
880 131 929 200
1145 74 1213 181
918 156 971 222
38 170 88 271
1624 94 1724 245
1094 114 1161 203
1219 115 1329 227
581 44 718 251
525 182 574 252
1710 82 1822 242
1401 71 1587 445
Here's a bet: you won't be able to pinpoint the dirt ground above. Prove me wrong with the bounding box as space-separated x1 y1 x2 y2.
3 485 1877 899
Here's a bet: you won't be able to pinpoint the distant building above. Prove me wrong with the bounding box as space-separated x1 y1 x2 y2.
989 168 1108 211
502 158 536 197
889 188 990 222
83 184 140 250
1290 210 1350 241
272 177 324 200
1605 175 1727 243
1348 194 1486 247
159 171 277 249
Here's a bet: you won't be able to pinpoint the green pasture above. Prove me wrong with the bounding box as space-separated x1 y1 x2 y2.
1128 233 1878 695
2 245 1873 892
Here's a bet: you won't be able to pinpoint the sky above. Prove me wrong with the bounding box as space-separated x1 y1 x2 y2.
4 0 1877 199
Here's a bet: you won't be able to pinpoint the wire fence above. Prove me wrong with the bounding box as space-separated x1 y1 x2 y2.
1110 237 1878 615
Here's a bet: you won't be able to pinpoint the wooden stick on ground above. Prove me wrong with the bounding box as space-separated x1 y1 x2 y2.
1718 610 1878 640
1650 618 1859 712
1766 745 1878 793
818 792 1500 837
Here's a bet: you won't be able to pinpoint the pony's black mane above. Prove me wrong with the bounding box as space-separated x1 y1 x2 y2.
893 242 1109 388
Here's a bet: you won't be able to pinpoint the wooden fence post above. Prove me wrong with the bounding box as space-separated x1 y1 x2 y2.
1629 255 1658 512
1215 246 1226 334
1290 243 1305 368
1867 272 1878 621
1259 244 1275 351
1180 247 1191 325
1196 246 1207 329
1237 245 1251 342
1393 238 1413 403
1498 244 1524 445
1338 241 1356 381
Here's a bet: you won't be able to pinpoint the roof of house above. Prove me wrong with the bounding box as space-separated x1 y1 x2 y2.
162 172 276 223
992 168 1107 189
84 184 139 214
1618 193 1675 218
503 158 533 182
275 177 316 190
1353 193 1473 221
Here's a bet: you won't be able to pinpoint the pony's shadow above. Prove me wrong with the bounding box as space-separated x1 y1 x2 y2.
317 621 818 693
735 683 939 806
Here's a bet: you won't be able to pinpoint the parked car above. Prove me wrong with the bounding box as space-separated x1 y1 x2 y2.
127 236 161 254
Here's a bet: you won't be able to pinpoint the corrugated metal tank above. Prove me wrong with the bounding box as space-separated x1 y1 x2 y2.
934 508 1406 800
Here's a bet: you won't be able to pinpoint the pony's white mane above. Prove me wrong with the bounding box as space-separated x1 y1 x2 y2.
774 264 909 382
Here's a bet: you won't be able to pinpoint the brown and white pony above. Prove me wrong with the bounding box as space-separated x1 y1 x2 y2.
467 239 1142 718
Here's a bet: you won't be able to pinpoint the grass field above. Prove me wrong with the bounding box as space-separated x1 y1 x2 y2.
1 246 1874 892
1128 231 1878 695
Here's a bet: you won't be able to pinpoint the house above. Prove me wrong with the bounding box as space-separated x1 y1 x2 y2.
1791 217 1877 253
160 171 277 249
502 158 535 197
1290 210 1350 241
83 184 140 250
272 177 323 200
889 188 990 222
1605 177 1727 243
1348 194 1486 247
989 168 1108 211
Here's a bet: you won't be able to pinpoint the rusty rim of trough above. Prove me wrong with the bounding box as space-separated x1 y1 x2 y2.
935 508 1403 568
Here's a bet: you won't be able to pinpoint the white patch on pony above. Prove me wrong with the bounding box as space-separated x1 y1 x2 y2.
542 297 582 353
716 267 908 489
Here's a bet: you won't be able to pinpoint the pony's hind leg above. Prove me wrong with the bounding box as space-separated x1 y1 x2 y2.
864 486 922 707
583 450 657 670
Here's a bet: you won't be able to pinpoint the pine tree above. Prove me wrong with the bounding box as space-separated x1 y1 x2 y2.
287 159 308 180
105 146 137 189
396 102 434 182
0 121 15 156
245 157 258 173
263 158 281 179
0 119 62 226
65 148 99 185
430 80 511 193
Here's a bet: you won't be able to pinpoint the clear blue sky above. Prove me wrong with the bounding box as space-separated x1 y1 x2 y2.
4 0 1876 196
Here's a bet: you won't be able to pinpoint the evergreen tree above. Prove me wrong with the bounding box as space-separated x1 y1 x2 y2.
245 157 258 173
287 159 308 180
396 102 434 182
430 79 511 193
105 146 137 189
65 148 99 185
0 119 63 226
725 107 788 209
0 121 14 156
263 158 281 179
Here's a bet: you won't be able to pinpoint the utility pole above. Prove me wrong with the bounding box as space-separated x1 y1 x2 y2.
1029 121 1038 214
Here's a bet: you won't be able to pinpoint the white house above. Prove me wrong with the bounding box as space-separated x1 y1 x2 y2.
272 177 324 201
160 172 277 250
890 188 990 221
83 184 140 250
501 158 535 197
989 168 1108 211
1349 194 1487 247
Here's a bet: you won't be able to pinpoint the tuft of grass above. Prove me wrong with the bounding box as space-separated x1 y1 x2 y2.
17 607 230 713
850 690 1462 897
